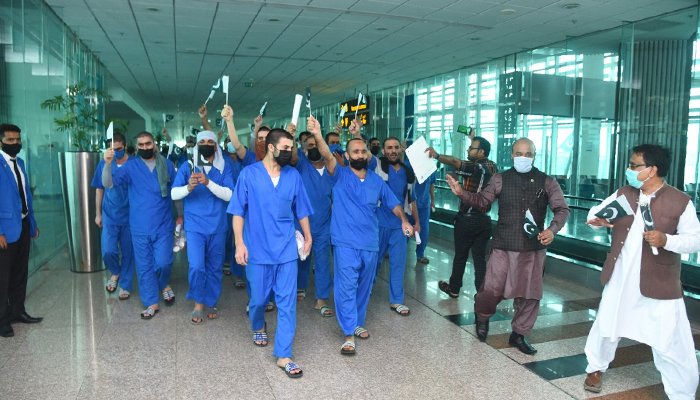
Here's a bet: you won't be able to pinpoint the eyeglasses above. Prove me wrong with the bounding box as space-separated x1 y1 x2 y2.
628 163 648 169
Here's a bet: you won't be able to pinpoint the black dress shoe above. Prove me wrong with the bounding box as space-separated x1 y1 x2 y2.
12 312 43 324
0 325 14 338
475 319 489 342
509 332 537 355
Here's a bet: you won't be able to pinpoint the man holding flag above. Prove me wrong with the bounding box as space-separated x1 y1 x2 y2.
582 144 700 399
91 131 134 300
445 138 569 355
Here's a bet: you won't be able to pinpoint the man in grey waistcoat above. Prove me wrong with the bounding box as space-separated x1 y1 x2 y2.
446 137 570 355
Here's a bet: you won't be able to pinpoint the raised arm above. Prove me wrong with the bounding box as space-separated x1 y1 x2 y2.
199 104 212 131
221 104 247 160
307 115 336 174
426 147 461 170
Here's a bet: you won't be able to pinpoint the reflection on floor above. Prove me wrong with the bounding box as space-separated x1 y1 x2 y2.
1 236 698 399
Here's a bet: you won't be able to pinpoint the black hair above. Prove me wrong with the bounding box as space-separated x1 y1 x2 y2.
632 144 671 177
325 132 340 143
298 131 311 141
382 136 400 147
126 145 135 155
136 131 154 141
265 128 294 148
472 136 491 157
107 132 127 147
0 124 21 139
369 137 379 144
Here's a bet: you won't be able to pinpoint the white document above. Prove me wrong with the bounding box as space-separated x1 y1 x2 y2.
222 75 229 104
415 231 421 245
106 122 113 142
405 136 437 184
291 94 303 126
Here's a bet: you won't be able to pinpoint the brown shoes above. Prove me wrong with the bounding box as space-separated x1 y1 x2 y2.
584 371 603 393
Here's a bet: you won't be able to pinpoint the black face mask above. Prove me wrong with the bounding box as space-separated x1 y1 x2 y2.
349 157 368 170
198 144 216 158
138 148 155 159
2 143 21 157
274 149 292 167
370 146 380 156
307 148 322 162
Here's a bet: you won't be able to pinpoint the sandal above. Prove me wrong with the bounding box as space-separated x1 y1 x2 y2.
162 288 175 305
207 307 219 319
191 309 204 325
297 289 306 301
105 277 118 293
417 257 430 264
252 330 268 347
280 362 303 378
118 288 130 300
340 341 356 356
265 302 275 312
438 280 459 299
234 278 245 288
317 305 334 317
140 306 159 320
390 304 410 316
354 326 370 339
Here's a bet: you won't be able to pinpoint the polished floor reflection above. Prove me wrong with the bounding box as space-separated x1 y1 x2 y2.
1 234 698 399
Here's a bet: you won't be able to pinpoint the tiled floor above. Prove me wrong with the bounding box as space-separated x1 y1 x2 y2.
2 236 699 399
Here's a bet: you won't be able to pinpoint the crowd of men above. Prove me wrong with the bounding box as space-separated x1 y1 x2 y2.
1 109 699 398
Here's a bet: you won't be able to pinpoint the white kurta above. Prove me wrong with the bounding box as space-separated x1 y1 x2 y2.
588 189 700 352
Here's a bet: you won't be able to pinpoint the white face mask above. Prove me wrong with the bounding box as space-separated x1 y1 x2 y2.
513 156 534 173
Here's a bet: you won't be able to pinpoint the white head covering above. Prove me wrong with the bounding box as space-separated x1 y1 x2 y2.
195 130 224 172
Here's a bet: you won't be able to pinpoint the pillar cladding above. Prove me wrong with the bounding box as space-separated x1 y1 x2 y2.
617 39 693 188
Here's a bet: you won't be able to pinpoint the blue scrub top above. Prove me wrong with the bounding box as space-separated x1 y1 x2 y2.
330 165 400 252
173 163 235 234
240 148 256 167
413 172 435 208
112 157 177 236
227 162 313 265
91 159 130 226
377 165 415 229
177 152 190 169
295 153 336 237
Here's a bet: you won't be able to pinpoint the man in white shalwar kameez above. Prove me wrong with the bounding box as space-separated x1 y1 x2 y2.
584 144 700 400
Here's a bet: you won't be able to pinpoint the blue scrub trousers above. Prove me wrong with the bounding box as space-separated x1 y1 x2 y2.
247 260 297 359
297 233 331 300
101 223 134 292
334 246 378 336
415 205 430 258
132 233 174 307
377 226 407 305
185 231 226 307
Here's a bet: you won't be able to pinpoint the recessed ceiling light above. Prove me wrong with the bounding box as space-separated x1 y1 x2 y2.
268 18 280 22
146 7 159 12
500 8 516 15
561 3 581 9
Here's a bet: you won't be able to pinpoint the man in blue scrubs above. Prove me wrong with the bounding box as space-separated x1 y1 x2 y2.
293 128 336 317
172 130 234 324
91 132 134 300
405 160 435 264
375 137 419 316
228 128 313 378
102 131 177 319
314 115 413 355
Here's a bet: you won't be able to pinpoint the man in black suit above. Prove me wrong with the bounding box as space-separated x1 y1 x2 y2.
0 124 42 338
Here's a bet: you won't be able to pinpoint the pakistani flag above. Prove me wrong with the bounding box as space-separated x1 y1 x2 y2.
338 104 348 121
305 87 312 111
594 195 634 222
205 78 221 104
523 209 540 239
194 145 212 169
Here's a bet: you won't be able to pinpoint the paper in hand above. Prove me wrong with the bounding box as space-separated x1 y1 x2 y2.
291 94 303 126
523 209 541 239
296 230 309 261
221 75 229 104
594 195 634 222
106 122 114 142
415 231 421 245
404 136 437 184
